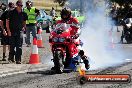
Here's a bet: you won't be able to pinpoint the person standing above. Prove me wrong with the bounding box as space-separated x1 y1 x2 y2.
110 5 118 31
0 3 7 43
0 2 15 61
0 3 6 17
6 1 28 64
0 3 7 61
24 1 39 47
50 7 57 29
50 7 56 18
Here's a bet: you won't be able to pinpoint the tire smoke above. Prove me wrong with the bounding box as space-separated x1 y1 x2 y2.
80 0 124 70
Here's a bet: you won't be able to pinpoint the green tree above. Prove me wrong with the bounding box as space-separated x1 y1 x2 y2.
109 0 132 6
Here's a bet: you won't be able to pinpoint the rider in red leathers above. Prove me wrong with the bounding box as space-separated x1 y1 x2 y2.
52 7 89 70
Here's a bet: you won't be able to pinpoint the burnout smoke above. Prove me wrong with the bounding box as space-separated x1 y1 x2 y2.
80 0 124 70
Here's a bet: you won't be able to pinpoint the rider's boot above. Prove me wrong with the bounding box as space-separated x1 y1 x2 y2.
79 50 90 70
82 55 90 70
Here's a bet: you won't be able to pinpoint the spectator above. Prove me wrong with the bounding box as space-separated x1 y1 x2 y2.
50 7 56 17
0 3 7 43
110 5 120 32
24 1 39 47
0 3 6 17
0 2 15 61
6 1 28 64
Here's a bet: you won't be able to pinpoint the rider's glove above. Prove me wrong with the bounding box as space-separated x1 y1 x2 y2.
71 34 79 39
71 22 80 29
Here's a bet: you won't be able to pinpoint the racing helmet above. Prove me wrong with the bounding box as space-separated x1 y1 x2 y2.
60 7 71 20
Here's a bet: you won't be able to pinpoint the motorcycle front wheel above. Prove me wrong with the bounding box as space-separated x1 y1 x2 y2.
54 51 64 74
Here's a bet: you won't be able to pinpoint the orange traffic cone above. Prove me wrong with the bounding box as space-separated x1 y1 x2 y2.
37 28 44 48
29 38 40 64
39 27 43 34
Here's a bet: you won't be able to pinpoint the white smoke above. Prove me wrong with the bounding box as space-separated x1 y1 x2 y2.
80 0 124 70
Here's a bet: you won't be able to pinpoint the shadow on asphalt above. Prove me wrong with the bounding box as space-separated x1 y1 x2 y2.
27 69 73 75
114 42 131 44
27 70 57 75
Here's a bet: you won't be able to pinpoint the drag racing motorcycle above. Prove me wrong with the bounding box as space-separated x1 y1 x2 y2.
49 23 88 73
120 18 132 43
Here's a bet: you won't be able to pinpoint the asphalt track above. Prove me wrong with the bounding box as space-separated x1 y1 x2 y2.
0 27 132 88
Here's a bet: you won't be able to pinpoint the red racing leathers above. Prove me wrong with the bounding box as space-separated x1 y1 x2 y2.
56 16 81 45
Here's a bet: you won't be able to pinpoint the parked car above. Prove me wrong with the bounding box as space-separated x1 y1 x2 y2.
36 9 52 33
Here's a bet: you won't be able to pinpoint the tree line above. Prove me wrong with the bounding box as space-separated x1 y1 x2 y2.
54 0 68 6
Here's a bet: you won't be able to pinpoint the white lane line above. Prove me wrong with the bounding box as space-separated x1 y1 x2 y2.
0 66 49 77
